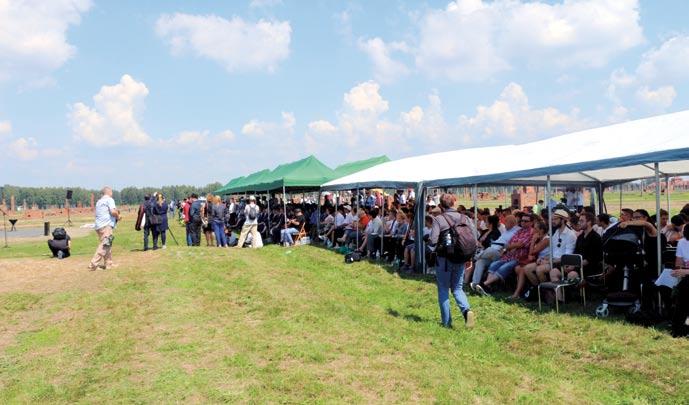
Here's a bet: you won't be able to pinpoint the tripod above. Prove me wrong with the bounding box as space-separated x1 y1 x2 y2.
66 199 73 227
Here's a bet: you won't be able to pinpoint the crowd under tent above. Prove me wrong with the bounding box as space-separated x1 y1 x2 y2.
322 109 689 286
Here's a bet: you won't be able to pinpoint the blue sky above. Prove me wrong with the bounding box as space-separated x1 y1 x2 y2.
1 0 689 189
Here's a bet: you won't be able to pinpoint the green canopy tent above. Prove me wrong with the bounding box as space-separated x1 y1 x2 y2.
215 175 245 195
333 155 390 179
224 169 271 194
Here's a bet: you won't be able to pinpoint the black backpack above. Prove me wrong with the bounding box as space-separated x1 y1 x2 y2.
345 252 362 264
248 206 258 221
52 227 67 240
436 213 478 263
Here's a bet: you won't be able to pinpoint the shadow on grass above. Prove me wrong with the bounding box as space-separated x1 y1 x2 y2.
386 308 425 323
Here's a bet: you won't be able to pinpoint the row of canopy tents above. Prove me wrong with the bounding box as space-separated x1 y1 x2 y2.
215 155 390 195
322 109 689 276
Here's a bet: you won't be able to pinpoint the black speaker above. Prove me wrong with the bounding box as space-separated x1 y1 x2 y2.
66 190 73 200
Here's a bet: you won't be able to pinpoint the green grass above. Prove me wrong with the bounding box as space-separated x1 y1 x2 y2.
1 221 689 403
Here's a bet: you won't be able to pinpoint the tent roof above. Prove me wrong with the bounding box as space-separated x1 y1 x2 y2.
225 169 271 194
322 110 689 190
333 155 390 178
216 175 245 194
257 155 336 192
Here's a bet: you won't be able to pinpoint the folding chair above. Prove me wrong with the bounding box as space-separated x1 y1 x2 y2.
538 254 585 313
294 223 307 245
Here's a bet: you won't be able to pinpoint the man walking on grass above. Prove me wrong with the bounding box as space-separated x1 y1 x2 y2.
89 186 120 271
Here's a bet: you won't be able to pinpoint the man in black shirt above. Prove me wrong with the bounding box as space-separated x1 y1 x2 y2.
567 212 602 280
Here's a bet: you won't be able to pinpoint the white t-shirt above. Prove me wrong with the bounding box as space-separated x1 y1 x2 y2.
551 226 577 260
94 196 116 230
343 213 355 228
676 238 689 267
334 212 345 227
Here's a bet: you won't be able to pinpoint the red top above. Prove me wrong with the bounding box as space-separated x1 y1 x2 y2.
501 227 533 262
183 202 191 223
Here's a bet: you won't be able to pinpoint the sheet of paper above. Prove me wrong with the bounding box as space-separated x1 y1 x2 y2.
655 268 680 289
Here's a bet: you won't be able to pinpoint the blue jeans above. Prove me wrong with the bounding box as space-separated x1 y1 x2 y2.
281 227 299 245
212 221 227 247
185 222 192 246
487 259 518 281
435 257 470 327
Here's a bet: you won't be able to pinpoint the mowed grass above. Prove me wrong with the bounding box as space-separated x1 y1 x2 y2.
1 221 689 403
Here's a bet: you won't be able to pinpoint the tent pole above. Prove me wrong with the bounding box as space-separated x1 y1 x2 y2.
598 183 605 214
380 189 384 261
655 163 662 312
317 190 321 244
619 186 622 213
356 188 360 249
283 185 287 246
666 175 671 214
266 190 271 240
414 183 426 273
472 184 478 235
547 175 554 272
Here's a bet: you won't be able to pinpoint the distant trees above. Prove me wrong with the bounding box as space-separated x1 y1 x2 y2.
0 183 223 209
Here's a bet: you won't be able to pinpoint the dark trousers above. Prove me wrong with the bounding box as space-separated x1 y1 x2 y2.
143 225 151 250
672 277 689 337
153 228 166 248
190 221 202 246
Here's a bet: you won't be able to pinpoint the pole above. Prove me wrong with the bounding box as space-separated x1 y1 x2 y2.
356 188 360 249
654 163 662 312
666 176 671 214
619 185 622 213
283 185 288 245
598 183 605 214
472 184 478 236
266 190 271 240
380 189 384 261
2 208 8 248
546 176 553 272
414 183 426 273
317 190 321 244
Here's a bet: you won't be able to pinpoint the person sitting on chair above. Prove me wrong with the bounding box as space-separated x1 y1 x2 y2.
281 208 305 246
48 227 71 259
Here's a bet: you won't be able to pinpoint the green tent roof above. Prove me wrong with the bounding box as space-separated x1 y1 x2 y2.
225 169 271 194
215 175 245 194
258 155 336 192
333 155 390 178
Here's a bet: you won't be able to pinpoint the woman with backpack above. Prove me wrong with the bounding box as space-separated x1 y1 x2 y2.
236 195 260 248
202 193 215 247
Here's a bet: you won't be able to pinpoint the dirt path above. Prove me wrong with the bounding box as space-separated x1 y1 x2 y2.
0 251 155 294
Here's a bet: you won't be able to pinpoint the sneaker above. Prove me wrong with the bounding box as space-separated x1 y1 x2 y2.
469 282 477 292
463 310 475 328
474 284 490 297
87 265 97 271
57 251 64 259
162 245 167 250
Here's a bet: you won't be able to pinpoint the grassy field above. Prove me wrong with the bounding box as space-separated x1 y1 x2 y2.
1 219 689 403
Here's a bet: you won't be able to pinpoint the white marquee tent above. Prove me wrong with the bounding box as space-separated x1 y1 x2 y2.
322 109 689 279
322 109 689 190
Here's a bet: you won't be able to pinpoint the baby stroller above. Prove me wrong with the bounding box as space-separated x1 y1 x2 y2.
595 227 645 317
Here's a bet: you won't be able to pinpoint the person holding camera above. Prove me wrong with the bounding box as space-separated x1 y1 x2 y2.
89 186 120 271
429 193 475 328
151 192 169 249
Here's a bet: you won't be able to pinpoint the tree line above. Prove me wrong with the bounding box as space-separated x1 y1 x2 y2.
1 183 223 209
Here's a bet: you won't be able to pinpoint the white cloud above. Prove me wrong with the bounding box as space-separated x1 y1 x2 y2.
358 37 410 84
8 137 39 160
415 0 643 81
0 0 91 83
166 129 236 148
0 120 11 136
69 74 151 146
155 13 291 73
343 81 389 114
636 35 689 84
307 120 337 134
241 111 295 137
458 82 589 143
605 35 689 115
635 86 676 110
